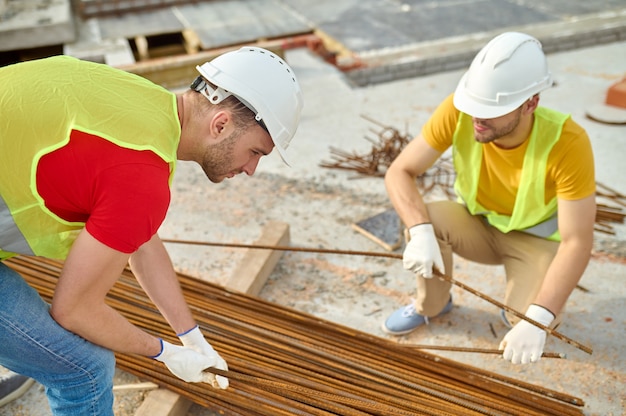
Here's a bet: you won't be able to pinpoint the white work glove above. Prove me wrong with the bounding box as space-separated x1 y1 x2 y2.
153 339 218 383
402 223 445 278
179 325 229 389
499 304 555 364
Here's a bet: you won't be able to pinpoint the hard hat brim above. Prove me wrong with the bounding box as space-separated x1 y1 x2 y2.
452 72 526 119
273 141 291 166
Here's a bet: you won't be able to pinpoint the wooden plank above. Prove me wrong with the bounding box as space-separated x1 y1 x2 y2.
352 209 403 251
182 29 201 55
135 35 150 61
225 221 290 296
134 388 192 416
134 221 290 415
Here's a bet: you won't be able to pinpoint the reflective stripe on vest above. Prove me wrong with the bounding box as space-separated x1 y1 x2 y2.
452 107 569 241
519 213 558 239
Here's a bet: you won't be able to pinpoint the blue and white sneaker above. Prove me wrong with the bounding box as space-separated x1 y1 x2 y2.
382 297 453 335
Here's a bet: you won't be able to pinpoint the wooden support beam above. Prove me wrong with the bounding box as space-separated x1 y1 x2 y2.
225 221 290 296
134 388 192 416
134 222 290 415
352 208 403 251
182 29 201 55
135 35 149 61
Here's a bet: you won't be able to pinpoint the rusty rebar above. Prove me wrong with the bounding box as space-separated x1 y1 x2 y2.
161 237 592 355
7 256 584 416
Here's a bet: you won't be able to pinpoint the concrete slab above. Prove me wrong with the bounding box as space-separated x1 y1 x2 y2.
176 0 311 49
89 0 310 49
64 0 310 69
0 0 75 52
342 9 626 86
282 0 626 53
95 7 184 40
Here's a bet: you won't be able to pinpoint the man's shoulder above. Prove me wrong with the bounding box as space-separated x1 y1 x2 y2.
535 107 588 137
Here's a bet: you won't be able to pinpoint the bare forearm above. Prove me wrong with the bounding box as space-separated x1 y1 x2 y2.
384 135 442 229
130 235 196 334
534 239 592 315
51 229 170 357
385 167 430 228
51 303 161 356
535 196 596 315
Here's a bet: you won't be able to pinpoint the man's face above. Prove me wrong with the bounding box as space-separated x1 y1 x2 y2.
471 106 524 144
200 124 274 183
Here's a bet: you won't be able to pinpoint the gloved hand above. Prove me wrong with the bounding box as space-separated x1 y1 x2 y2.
152 339 218 383
402 223 444 278
179 325 229 389
499 304 555 364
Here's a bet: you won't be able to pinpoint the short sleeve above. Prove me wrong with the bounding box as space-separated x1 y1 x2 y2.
421 93 460 153
85 160 171 253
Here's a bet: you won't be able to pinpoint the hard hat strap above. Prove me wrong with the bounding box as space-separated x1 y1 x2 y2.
199 83 233 105
191 76 269 135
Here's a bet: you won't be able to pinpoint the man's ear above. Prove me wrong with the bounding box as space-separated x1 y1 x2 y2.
523 94 540 114
209 110 232 141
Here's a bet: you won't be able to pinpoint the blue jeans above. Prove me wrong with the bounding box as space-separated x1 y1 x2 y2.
0 262 115 415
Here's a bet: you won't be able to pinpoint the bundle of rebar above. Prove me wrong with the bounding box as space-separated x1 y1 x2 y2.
8 255 585 416
319 115 411 178
594 182 626 235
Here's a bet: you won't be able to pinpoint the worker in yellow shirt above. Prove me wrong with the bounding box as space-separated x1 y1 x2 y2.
382 32 596 365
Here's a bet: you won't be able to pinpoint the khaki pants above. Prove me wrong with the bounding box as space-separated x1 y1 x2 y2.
415 200 560 326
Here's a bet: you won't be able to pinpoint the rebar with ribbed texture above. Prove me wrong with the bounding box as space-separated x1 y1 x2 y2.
6 256 584 416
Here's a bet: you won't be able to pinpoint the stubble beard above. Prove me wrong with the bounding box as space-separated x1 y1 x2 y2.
201 131 239 183
474 111 522 144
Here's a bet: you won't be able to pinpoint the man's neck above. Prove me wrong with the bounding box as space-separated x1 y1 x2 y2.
493 114 535 149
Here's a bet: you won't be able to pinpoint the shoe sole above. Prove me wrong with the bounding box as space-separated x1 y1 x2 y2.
0 378 35 407
381 300 454 336
380 322 420 336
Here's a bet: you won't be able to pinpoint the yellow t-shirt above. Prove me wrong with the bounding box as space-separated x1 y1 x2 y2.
422 94 595 215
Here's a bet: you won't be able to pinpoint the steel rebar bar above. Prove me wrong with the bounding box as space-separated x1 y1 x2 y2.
6 256 585 416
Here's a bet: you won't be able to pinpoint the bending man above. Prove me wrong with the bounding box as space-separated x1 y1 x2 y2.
0 47 303 414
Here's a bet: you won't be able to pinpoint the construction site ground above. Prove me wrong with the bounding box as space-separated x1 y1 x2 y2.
2 2 626 416
4 39 625 416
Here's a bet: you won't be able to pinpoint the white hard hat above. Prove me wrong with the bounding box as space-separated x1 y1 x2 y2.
195 46 304 164
453 32 553 119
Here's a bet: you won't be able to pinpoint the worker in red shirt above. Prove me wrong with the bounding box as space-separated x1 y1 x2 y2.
0 47 303 414
382 32 595 365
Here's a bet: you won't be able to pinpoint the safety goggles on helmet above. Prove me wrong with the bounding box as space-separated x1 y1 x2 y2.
190 75 270 135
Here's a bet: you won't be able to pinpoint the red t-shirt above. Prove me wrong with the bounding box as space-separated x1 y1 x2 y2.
36 129 171 253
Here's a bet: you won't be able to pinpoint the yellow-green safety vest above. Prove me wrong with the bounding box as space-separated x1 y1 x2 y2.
452 107 569 241
0 56 180 260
